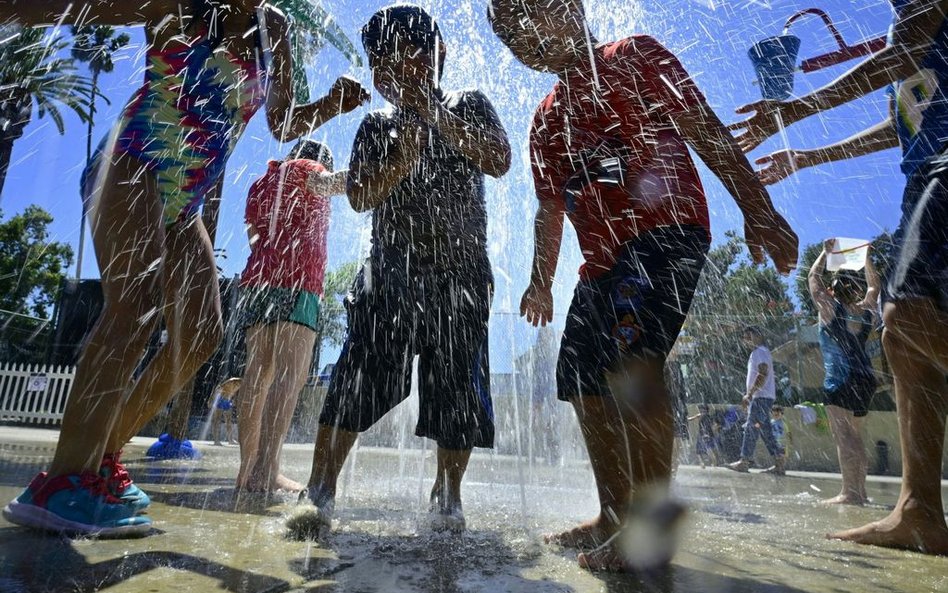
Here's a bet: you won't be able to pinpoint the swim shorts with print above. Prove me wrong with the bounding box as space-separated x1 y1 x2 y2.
557 225 709 400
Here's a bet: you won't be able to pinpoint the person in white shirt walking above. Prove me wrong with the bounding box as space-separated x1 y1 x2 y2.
728 326 785 474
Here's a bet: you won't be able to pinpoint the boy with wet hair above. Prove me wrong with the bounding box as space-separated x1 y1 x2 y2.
488 0 798 571
288 3 511 537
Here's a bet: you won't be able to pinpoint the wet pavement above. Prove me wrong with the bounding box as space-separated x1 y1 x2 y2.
0 426 946 593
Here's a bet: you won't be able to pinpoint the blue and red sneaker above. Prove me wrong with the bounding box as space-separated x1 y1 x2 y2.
100 451 151 513
2 471 152 537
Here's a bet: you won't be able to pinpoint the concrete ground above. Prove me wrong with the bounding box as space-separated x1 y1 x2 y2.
0 426 946 593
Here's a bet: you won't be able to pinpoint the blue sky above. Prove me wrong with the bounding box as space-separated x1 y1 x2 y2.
1 0 902 367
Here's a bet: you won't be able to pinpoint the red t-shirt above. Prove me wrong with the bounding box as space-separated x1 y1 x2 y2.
529 36 711 279
240 159 330 294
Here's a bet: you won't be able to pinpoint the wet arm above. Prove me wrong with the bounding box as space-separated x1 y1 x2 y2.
307 170 348 197
808 249 836 320
776 0 948 128
795 117 899 170
264 11 362 142
346 117 422 212
529 199 564 290
677 101 778 224
863 251 882 307
748 365 769 398
414 95 511 178
246 223 260 249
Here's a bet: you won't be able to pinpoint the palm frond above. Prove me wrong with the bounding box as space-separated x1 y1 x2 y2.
269 0 363 103
0 27 99 132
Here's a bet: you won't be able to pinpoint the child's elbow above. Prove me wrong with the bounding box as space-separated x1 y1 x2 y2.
266 109 297 143
346 180 374 213
484 145 512 178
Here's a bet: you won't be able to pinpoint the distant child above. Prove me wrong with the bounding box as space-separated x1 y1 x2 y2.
209 378 241 446
690 404 718 468
489 0 797 572
770 405 791 471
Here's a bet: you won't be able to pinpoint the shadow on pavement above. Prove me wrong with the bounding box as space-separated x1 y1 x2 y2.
287 527 571 593
0 528 288 593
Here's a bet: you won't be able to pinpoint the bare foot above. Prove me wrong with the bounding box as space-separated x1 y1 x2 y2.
577 538 674 573
828 505 948 555
272 474 304 493
544 515 615 549
578 544 628 572
821 493 868 506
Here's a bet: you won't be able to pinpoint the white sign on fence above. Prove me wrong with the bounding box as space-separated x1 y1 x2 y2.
26 373 48 393
0 363 75 425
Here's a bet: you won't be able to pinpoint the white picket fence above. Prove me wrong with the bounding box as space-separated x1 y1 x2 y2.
0 363 75 425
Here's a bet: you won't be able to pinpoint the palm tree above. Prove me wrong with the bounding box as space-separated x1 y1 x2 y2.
0 26 95 197
70 25 130 279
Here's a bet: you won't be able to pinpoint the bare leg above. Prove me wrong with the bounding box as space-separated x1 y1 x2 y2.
831 299 948 555
235 324 276 490
48 156 163 477
576 357 676 572
823 406 868 505
429 447 472 531
548 357 672 557
305 424 360 506
226 411 236 443
212 409 223 445
105 216 223 452
249 322 316 492
544 396 629 548
285 424 358 539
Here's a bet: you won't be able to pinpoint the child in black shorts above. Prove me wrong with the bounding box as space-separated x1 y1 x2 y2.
288 4 511 538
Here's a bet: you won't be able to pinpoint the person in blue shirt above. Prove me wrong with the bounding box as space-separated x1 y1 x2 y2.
809 241 881 505
770 405 789 457
730 0 948 555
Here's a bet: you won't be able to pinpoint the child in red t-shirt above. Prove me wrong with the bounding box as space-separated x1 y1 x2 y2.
489 0 798 571
236 140 345 493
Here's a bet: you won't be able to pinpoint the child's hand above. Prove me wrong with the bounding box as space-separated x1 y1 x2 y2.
399 81 439 118
520 282 553 327
329 76 371 114
754 149 805 185
728 100 786 153
744 209 798 275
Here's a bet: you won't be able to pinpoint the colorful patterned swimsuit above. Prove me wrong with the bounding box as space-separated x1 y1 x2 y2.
83 12 266 228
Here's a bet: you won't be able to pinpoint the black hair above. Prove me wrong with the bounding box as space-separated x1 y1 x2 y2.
361 4 445 77
288 139 333 171
832 269 866 296
487 0 586 29
742 325 763 338
772 405 784 414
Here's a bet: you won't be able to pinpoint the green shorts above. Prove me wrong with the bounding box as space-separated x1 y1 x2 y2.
239 287 321 332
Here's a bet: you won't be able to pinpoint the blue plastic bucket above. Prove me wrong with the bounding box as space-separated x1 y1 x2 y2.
748 35 801 100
